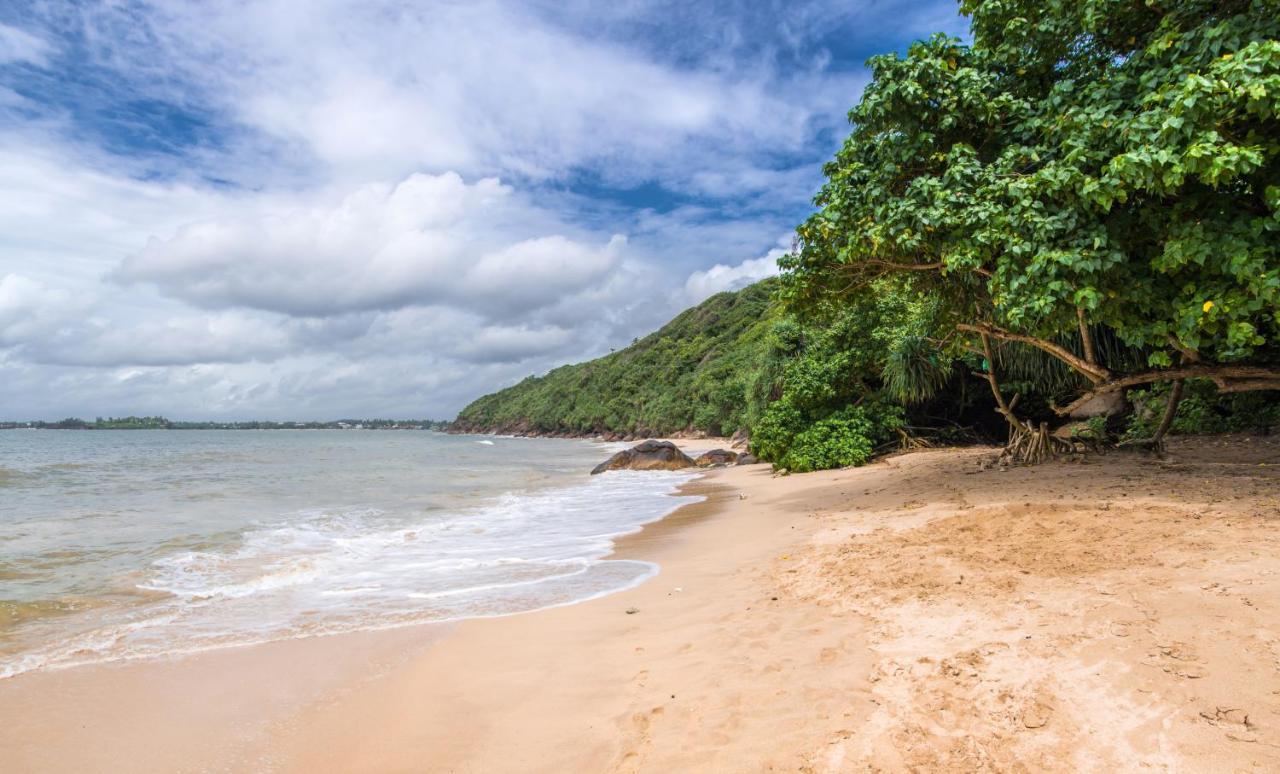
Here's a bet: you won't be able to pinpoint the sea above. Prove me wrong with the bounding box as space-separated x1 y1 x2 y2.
0 430 701 679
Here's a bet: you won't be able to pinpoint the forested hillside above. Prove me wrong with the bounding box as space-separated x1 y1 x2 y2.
452 281 780 437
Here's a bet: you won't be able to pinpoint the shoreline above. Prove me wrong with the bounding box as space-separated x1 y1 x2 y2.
0 448 749 773
0 435 712 682
4 435 1280 770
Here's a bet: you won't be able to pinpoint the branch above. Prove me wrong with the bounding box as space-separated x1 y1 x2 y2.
979 332 1012 416
1215 378 1280 393
1055 365 1280 415
956 323 1112 383
1077 307 1096 366
854 260 994 278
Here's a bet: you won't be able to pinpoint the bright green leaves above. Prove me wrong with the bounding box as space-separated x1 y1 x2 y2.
786 0 1280 382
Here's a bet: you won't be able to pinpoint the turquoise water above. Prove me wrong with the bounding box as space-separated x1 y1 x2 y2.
0 430 699 677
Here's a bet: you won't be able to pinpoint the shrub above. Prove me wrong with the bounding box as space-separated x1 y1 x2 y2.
1123 380 1280 440
750 399 805 463
777 404 905 473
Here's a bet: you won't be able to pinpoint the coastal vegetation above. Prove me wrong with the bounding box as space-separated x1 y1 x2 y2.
453 281 779 437
458 0 1279 470
784 0 1280 461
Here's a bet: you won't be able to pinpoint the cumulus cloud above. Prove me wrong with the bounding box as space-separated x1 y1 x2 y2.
115 173 623 319
683 240 787 303
0 1 967 419
0 274 77 346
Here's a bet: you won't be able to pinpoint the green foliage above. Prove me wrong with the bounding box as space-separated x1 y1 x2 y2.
745 283 952 470
1124 379 1280 439
776 404 906 473
457 275 940 471
784 0 1280 403
454 281 780 436
749 399 807 463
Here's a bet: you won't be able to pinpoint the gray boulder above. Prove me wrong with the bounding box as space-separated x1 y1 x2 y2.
591 440 696 475
694 449 739 467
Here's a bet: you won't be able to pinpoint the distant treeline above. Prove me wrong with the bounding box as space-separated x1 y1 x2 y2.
0 416 450 430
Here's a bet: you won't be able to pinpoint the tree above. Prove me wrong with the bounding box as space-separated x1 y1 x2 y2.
783 0 1280 459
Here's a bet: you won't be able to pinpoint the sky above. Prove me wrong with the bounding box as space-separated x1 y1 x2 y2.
0 0 968 420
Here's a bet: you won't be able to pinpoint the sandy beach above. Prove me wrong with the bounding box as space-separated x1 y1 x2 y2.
4 434 1280 772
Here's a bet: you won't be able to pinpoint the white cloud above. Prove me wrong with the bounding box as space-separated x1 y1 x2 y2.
115 172 623 318
0 1 968 418
23 0 857 191
0 24 50 66
683 240 787 303
0 274 77 346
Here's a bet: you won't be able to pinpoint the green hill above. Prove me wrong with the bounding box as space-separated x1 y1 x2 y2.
452 280 779 438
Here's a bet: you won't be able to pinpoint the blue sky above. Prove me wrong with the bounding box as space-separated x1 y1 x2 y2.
0 0 968 419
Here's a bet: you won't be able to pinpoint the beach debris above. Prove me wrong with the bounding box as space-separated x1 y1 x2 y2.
591 440 696 474
625 607 640 615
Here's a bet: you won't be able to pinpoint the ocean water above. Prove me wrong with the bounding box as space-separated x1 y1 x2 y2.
0 430 700 678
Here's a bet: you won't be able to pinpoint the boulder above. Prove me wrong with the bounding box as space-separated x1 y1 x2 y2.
694 448 738 467
735 453 759 465
591 440 696 475
729 428 750 449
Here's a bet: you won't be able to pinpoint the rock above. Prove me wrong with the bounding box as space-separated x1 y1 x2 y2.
729 428 750 449
625 607 639 615
1052 422 1080 440
694 449 738 467
736 453 759 465
591 440 696 475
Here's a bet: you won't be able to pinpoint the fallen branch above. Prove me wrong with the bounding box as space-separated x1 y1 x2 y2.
1055 364 1280 416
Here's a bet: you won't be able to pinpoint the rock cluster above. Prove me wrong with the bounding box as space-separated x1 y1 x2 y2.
590 440 696 475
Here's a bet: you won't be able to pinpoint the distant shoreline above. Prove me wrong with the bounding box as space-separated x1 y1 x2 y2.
0 420 449 431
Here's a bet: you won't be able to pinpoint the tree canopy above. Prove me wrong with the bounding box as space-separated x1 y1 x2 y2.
783 0 1280 456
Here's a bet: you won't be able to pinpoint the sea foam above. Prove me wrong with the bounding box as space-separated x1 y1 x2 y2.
0 466 700 678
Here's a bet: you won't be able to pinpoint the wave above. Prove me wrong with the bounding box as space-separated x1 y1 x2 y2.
0 469 701 679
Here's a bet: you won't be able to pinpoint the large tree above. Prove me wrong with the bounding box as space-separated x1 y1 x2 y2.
783 0 1280 458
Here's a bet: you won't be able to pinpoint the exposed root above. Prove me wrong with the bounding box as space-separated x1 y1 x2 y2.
1000 420 1073 466
895 427 935 452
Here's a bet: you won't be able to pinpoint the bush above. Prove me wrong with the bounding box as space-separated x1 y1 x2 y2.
750 399 805 463
774 404 905 473
1123 380 1280 440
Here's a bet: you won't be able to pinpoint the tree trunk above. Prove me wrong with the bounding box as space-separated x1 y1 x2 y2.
1151 379 1184 452
1117 380 1185 456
